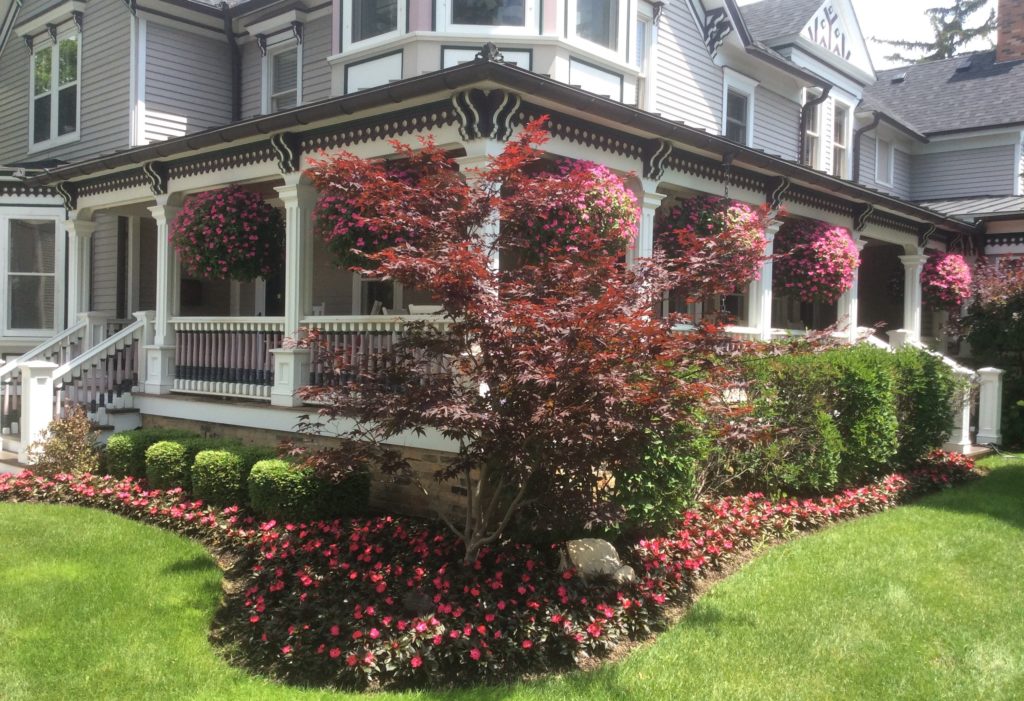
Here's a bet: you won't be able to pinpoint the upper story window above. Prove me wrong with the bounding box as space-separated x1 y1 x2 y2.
832 102 850 178
875 137 894 186
453 0 525 26
346 0 403 46
722 70 757 147
30 28 80 149
803 90 822 168
261 32 302 114
577 0 618 50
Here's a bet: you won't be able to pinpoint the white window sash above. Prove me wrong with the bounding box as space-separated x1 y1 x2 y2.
261 38 303 114
0 214 65 337
721 69 758 148
563 0 629 61
343 0 406 51
27 24 81 151
875 138 895 186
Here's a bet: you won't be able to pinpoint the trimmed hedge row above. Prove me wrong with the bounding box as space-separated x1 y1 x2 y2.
102 429 369 520
745 344 961 493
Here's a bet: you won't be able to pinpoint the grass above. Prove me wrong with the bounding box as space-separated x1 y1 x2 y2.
1 454 1022 699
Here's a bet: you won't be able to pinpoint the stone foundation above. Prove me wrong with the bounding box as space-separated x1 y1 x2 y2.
141 415 465 521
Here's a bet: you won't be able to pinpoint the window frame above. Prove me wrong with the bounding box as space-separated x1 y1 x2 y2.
437 0 538 37
344 0 405 51
26 23 82 153
566 0 629 61
802 88 822 169
721 69 757 148
875 136 895 186
0 213 66 338
831 100 852 179
261 36 303 115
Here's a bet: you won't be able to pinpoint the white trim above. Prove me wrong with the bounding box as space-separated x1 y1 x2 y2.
722 68 757 148
245 9 308 37
1015 133 1023 197
0 212 66 338
26 22 82 153
14 1 86 37
831 98 853 179
875 136 894 186
343 0 406 52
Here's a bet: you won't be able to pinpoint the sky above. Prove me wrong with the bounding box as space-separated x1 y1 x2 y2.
738 0 998 71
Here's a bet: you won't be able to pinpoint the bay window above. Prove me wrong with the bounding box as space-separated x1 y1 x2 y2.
452 0 525 26
577 0 618 50
30 29 80 148
353 0 399 42
3 218 60 334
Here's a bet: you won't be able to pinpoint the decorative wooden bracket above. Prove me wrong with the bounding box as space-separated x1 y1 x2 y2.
641 139 672 181
452 89 521 141
852 203 874 231
55 181 77 212
765 176 790 210
142 161 169 197
270 132 302 174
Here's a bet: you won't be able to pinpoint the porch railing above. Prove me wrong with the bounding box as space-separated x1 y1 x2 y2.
171 317 285 399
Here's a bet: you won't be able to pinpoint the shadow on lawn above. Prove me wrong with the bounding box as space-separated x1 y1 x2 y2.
916 459 1024 531
165 553 219 575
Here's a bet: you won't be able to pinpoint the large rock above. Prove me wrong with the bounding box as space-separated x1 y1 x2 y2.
561 538 635 584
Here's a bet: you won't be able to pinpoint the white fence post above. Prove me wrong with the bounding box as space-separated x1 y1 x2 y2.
976 367 1004 447
18 361 57 464
944 367 976 454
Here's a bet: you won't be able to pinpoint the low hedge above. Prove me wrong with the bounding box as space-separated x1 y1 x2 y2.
105 428 194 478
893 347 960 464
192 445 277 506
145 436 238 491
248 459 370 521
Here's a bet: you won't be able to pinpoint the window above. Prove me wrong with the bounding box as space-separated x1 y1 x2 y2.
7 219 56 331
803 90 821 168
577 0 618 50
725 90 749 144
30 30 79 148
353 0 399 42
635 17 650 71
875 137 894 186
832 102 850 178
452 0 525 26
262 38 301 114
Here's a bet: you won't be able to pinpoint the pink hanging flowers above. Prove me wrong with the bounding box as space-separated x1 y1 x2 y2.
921 252 972 309
169 186 284 282
774 220 860 304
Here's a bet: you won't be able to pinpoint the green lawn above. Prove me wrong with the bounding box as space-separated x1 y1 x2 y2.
2 455 1023 700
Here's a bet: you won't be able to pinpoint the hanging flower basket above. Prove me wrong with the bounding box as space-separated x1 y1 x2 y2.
774 220 860 304
654 195 768 298
170 186 284 282
921 251 972 308
500 160 638 259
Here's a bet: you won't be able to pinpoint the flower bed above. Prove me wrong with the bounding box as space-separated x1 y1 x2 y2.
0 451 975 690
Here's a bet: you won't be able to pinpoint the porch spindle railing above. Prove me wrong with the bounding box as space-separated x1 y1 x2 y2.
171 317 285 399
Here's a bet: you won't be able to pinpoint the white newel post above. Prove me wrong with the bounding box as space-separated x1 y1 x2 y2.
632 184 664 266
18 361 57 463
749 221 780 341
837 237 867 343
64 216 96 321
134 310 155 391
976 367 1004 446
888 329 910 349
945 367 976 453
145 198 180 394
79 311 109 349
899 252 928 344
271 172 317 407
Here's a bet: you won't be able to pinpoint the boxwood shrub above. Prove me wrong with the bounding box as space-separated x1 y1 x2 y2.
248 459 370 521
892 346 959 465
105 428 194 478
145 437 235 490
192 445 277 505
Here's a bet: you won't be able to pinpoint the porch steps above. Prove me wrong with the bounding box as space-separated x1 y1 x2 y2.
98 407 142 434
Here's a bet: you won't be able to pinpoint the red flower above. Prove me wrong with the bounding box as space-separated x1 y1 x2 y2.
329 647 341 659
411 655 423 668
469 648 482 661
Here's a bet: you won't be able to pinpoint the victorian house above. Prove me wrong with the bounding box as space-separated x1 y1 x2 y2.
0 0 1015 469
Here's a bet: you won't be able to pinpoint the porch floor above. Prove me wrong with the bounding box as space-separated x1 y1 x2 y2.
0 451 23 475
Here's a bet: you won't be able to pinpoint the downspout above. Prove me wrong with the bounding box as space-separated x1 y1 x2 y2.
222 3 241 122
798 86 831 165
851 111 882 182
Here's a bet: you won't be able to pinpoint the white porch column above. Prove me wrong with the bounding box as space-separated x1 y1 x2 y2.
144 197 180 394
837 236 867 343
632 181 664 265
899 251 928 344
64 216 96 322
976 367 1004 446
944 367 976 453
749 220 780 341
271 172 317 408
456 141 504 271
18 361 57 464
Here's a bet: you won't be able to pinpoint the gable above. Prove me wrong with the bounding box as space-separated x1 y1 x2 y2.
799 0 875 77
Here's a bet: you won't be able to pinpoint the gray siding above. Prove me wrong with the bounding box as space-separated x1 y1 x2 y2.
0 0 130 165
893 149 912 200
857 135 912 199
143 20 232 141
858 133 877 189
90 213 119 317
753 87 799 160
654 2 721 134
911 145 1018 200
302 19 332 104
240 39 262 119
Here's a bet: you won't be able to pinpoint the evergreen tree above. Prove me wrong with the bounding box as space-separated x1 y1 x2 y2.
875 0 996 64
